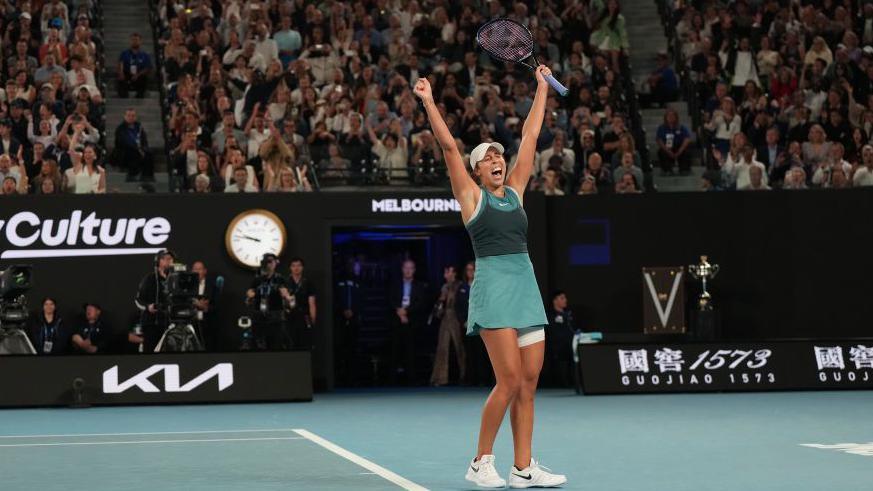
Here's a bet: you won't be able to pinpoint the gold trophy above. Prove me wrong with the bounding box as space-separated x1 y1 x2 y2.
687 255 719 311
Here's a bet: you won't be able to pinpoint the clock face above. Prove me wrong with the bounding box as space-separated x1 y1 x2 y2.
225 209 287 268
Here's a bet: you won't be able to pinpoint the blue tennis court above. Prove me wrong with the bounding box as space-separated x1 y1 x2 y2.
1 387 871 490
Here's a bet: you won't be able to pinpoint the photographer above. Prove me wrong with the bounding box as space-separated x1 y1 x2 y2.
134 249 174 352
246 253 293 350
71 303 109 354
286 257 316 350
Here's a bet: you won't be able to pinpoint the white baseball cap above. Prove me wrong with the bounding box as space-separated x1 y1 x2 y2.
469 142 505 169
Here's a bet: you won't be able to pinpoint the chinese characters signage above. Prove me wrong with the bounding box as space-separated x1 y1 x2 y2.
580 341 873 394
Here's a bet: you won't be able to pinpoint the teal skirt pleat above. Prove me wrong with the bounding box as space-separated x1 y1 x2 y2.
466 253 548 336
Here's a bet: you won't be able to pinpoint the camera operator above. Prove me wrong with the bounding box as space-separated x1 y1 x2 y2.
286 257 316 350
246 253 293 350
191 260 221 351
28 297 71 355
71 302 110 354
135 249 174 352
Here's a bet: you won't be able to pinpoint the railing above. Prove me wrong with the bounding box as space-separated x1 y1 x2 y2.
146 0 177 192
312 158 448 188
617 53 653 191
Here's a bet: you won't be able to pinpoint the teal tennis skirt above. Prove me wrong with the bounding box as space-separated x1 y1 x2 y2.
466 253 548 336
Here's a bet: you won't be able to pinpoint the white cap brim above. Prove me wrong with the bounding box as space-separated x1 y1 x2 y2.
469 142 505 169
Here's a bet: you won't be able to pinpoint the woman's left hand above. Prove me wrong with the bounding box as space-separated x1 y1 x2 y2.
534 65 552 88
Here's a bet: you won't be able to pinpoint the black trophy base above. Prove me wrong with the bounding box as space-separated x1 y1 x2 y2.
690 309 721 341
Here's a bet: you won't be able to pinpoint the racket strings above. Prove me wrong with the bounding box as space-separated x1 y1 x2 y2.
477 20 534 62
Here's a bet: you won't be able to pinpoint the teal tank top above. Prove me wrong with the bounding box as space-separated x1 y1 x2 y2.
464 186 528 258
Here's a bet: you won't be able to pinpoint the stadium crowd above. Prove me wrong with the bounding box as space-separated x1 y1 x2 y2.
662 0 873 190
152 0 647 195
0 0 106 195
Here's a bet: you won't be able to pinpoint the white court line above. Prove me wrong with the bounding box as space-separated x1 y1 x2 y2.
293 428 428 491
0 428 299 439
0 436 305 448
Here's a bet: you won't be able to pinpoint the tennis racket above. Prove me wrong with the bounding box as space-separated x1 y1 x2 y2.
476 18 569 96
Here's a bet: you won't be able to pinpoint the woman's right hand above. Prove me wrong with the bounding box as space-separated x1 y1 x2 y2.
413 78 433 103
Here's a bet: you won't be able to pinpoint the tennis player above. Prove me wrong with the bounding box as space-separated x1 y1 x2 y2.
413 66 567 489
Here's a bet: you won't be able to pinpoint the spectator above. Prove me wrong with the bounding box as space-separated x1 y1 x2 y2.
656 108 692 175
187 151 223 192
71 303 109 354
582 152 612 193
615 171 642 194
538 130 575 177
191 174 212 193
732 145 768 190
274 15 302 67
647 52 679 106
612 152 643 188
590 0 629 72
802 125 832 169
812 144 852 187
756 127 785 171
34 54 65 85
0 119 23 156
783 167 808 190
0 154 23 187
114 108 152 182
1 175 19 195
64 141 105 194
366 121 407 183
221 147 258 190
853 145 873 187
117 33 152 98
739 164 771 191
706 97 742 155
32 159 62 194
66 55 95 91
541 168 566 196
578 175 598 195
225 166 257 192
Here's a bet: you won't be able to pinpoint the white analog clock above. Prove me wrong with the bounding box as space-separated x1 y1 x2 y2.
225 209 287 269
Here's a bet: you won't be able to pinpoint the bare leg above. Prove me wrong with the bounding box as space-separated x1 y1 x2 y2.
509 340 544 469
475 328 522 459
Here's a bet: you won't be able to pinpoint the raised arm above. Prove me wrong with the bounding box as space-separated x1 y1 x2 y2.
413 78 478 218
507 66 551 196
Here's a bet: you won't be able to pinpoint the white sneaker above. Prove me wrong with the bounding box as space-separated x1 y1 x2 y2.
465 454 507 488
508 458 567 488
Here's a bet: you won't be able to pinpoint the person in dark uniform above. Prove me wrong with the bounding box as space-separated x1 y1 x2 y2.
545 291 577 388
71 302 110 354
458 261 491 386
135 249 175 352
246 253 293 350
28 297 71 354
286 257 316 350
191 260 221 351
335 259 362 385
387 259 428 385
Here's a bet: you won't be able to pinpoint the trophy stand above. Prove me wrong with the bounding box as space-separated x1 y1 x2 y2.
687 255 721 341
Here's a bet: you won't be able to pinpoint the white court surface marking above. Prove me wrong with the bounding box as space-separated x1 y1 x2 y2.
0 428 430 490
800 443 873 457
